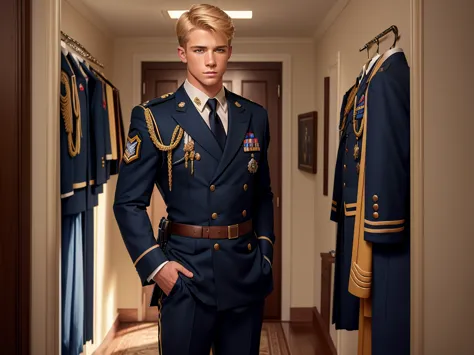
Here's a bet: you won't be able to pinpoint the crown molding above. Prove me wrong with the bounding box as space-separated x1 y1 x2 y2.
313 0 351 43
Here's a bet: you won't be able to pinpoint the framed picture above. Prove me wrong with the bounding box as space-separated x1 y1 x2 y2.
298 111 317 174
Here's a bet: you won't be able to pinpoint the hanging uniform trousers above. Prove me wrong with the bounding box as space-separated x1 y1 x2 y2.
331 47 410 355
60 52 86 355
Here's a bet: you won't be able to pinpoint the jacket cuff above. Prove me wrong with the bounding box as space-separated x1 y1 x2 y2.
258 236 274 264
134 245 168 286
364 219 406 244
330 200 339 222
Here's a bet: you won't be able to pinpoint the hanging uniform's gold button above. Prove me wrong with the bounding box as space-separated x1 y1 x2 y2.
210 185 216 192
373 212 379 219
344 164 347 170
373 195 379 202
214 243 220 251
373 204 379 211
212 213 218 220
248 243 252 251
243 184 248 191
195 153 201 161
242 210 247 217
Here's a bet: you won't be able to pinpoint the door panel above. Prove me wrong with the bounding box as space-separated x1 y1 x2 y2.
141 62 282 320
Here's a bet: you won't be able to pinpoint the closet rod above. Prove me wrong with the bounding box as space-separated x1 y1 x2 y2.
359 25 399 52
61 30 105 68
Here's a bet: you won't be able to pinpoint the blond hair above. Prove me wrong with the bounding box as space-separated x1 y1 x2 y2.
176 4 235 47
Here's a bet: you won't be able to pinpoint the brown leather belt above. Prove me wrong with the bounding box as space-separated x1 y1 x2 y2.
169 219 253 240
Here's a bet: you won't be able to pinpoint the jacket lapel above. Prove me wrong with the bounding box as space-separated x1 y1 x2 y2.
171 85 222 161
211 90 251 182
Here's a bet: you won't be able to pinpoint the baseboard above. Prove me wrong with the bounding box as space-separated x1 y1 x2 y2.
92 314 120 355
118 308 139 323
290 307 314 322
313 307 337 355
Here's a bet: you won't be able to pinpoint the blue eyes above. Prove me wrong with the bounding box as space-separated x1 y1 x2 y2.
193 49 226 54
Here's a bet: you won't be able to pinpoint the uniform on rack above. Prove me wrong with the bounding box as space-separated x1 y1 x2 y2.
59 40 125 354
330 46 410 355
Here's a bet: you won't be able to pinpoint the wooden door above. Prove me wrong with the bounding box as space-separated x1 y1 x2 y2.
0 0 32 352
141 61 282 320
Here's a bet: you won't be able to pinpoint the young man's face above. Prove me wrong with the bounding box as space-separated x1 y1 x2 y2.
178 28 232 94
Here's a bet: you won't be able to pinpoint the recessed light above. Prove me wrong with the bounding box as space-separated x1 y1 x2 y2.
167 10 253 19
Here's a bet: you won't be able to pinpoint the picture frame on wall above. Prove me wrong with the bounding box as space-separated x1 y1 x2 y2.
298 111 317 174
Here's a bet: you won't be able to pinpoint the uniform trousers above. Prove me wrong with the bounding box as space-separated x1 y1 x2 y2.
161 275 265 355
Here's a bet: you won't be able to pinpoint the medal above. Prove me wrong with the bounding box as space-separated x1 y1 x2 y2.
353 140 360 160
183 134 196 175
248 154 258 173
356 162 360 175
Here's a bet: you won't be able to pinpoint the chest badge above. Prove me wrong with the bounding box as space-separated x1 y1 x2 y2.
248 153 258 174
243 132 260 152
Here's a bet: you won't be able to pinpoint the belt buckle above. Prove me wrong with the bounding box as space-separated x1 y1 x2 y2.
227 224 239 239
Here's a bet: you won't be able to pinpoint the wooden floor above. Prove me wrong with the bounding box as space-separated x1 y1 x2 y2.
100 321 332 355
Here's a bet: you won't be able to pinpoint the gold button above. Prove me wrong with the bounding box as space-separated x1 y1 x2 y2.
243 184 248 191
214 243 220 251
373 212 379 219
373 195 379 202
344 164 347 170
212 213 218 220
195 153 201 161
242 210 247 217
373 204 379 211
248 243 252 251
210 185 216 192
345 148 349 153
343 183 346 188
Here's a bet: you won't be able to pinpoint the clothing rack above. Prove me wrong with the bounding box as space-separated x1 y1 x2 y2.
61 30 105 68
359 25 399 52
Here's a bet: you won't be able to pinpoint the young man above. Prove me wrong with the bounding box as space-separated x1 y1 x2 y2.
113 4 275 355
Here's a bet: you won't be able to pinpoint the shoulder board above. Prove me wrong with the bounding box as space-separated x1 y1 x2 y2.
141 92 175 108
231 93 264 109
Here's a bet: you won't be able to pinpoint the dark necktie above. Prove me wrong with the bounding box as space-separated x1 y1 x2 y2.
207 98 226 151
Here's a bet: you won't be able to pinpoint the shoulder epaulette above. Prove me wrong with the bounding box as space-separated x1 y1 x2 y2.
141 92 175 108
231 92 264 109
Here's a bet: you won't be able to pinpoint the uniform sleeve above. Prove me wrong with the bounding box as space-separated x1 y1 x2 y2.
364 66 410 244
253 110 275 268
91 79 107 187
113 105 167 286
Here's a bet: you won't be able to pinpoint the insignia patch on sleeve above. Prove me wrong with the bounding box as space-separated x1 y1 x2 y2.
123 134 142 164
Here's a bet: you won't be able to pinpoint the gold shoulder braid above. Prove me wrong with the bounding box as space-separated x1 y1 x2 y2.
141 106 184 191
60 70 82 157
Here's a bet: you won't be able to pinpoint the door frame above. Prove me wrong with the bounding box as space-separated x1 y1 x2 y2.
133 52 293 322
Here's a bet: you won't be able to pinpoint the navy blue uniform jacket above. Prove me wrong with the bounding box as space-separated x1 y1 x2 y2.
113 84 275 311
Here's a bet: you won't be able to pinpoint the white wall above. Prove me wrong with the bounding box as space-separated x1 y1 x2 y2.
61 0 118 352
112 37 317 315
312 0 411 353
422 0 474 354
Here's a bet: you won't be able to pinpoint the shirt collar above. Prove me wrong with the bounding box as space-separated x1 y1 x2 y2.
183 79 228 113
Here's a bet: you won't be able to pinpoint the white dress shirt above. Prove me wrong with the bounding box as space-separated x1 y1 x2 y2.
146 79 228 283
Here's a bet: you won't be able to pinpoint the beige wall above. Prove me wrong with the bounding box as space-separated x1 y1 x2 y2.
112 37 316 314
422 0 474 354
61 0 118 351
312 0 411 352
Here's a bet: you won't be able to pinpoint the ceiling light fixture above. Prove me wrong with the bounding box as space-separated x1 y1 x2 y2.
167 10 253 19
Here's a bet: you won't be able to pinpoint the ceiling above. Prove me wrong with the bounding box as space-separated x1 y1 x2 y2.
70 0 340 38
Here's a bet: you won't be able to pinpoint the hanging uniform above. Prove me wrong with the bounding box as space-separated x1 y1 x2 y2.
330 79 362 331
60 51 85 355
331 47 411 355
79 61 109 194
